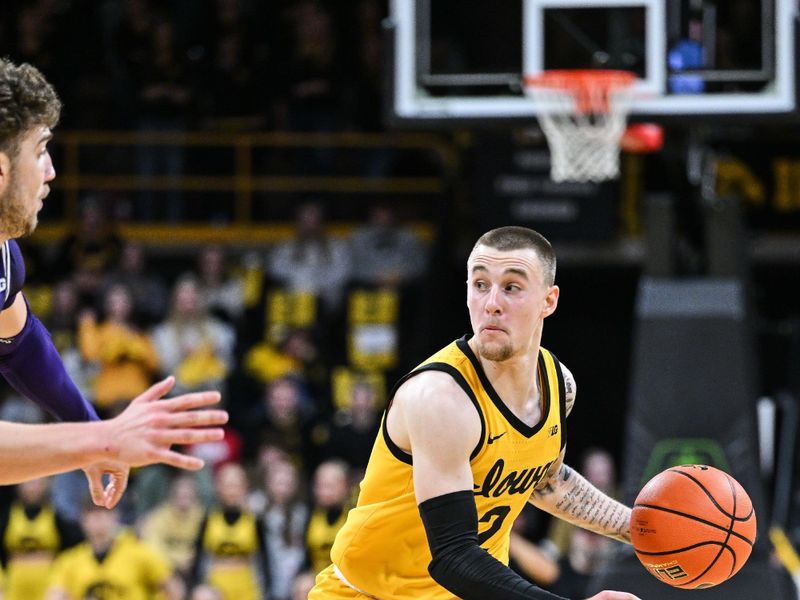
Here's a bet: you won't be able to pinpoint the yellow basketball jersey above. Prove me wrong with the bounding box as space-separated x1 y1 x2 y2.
330 335 566 600
48 529 172 600
201 510 261 600
202 509 259 557
3 503 60 600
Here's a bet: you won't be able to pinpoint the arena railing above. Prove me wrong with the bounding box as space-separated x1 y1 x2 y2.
32 130 460 245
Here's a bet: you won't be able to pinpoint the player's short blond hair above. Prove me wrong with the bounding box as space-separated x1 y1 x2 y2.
0 59 61 160
472 226 557 286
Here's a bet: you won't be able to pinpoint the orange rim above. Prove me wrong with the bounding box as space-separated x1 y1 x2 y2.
524 69 637 113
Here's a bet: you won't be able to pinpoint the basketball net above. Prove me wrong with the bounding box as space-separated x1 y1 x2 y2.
523 70 637 183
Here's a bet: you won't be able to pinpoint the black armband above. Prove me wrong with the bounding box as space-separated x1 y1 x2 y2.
418 491 570 600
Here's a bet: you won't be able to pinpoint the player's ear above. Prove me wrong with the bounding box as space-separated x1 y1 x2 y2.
542 285 559 318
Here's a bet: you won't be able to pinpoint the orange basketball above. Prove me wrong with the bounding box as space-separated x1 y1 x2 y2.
630 464 757 589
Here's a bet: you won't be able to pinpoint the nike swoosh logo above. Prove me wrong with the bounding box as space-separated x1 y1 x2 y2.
487 432 506 444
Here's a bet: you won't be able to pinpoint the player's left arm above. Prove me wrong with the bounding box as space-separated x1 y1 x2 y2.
0 293 130 507
528 363 632 544
0 292 99 422
529 454 631 544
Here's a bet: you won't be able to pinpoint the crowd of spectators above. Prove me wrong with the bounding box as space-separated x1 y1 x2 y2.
0 0 442 225
0 0 387 135
2 1 795 599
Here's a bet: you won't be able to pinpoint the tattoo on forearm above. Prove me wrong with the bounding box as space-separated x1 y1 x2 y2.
533 464 631 543
533 461 569 496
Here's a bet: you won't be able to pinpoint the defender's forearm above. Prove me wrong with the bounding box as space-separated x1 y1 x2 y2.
529 463 631 544
0 420 110 484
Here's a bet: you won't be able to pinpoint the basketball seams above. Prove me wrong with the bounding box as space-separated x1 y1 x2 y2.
632 503 754 546
666 468 754 522
633 466 756 588
672 544 737 588
720 473 740 581
635 540 734 556
693 478 737 588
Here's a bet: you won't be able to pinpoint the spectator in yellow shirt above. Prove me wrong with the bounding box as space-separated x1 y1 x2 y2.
139 473 205 583
78 284 159 417
46 502 182 600
0 478 82 600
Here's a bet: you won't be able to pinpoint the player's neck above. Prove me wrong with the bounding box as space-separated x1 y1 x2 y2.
474 341 541 411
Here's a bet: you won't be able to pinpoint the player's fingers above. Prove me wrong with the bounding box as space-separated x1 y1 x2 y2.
103 470 129 510
156 450 205 471
153 427 225 446
131 376 175 405
159 409 229 429
84 470 106 507
160 390 222 413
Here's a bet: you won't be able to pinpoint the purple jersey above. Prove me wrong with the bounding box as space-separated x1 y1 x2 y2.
0 240 26 310
0 239 99 422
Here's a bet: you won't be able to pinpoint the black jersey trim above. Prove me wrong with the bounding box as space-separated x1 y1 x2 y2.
456 335 551 439
382 361 486 466
548 351 568 451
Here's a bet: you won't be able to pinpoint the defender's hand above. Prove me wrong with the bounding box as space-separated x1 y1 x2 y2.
83 461 129 509
101 376 228 470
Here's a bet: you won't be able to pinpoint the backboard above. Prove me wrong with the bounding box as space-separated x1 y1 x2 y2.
388 0 798 123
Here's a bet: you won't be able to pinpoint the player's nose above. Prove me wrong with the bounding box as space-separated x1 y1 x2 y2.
485 284 502 312
44 154 56 182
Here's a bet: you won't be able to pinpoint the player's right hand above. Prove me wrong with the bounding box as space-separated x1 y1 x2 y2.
585 592 643 600
104 376 228 470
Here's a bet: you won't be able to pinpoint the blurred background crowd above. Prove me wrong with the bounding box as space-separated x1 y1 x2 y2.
0 0 798 599
0 0 386 134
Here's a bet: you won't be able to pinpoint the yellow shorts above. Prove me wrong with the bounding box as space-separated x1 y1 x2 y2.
308 564 374 599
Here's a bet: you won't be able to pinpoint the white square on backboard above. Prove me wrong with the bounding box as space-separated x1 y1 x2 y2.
523 0 665 98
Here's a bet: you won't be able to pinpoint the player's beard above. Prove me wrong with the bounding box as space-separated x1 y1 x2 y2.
0 172 38 239
476 338 514 362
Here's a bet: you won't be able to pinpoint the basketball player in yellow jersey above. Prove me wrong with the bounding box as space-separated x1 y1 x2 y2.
310 226 642 600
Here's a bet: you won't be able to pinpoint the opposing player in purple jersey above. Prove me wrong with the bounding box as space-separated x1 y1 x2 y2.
0 58 227 505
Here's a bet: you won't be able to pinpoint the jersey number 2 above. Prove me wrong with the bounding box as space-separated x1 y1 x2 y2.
477 505 511 544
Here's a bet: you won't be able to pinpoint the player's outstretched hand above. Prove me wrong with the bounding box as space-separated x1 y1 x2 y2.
83 461 130 510
585 592 643 600
101 376 228 471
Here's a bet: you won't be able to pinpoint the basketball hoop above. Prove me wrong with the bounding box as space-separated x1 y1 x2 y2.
523 70 637 183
